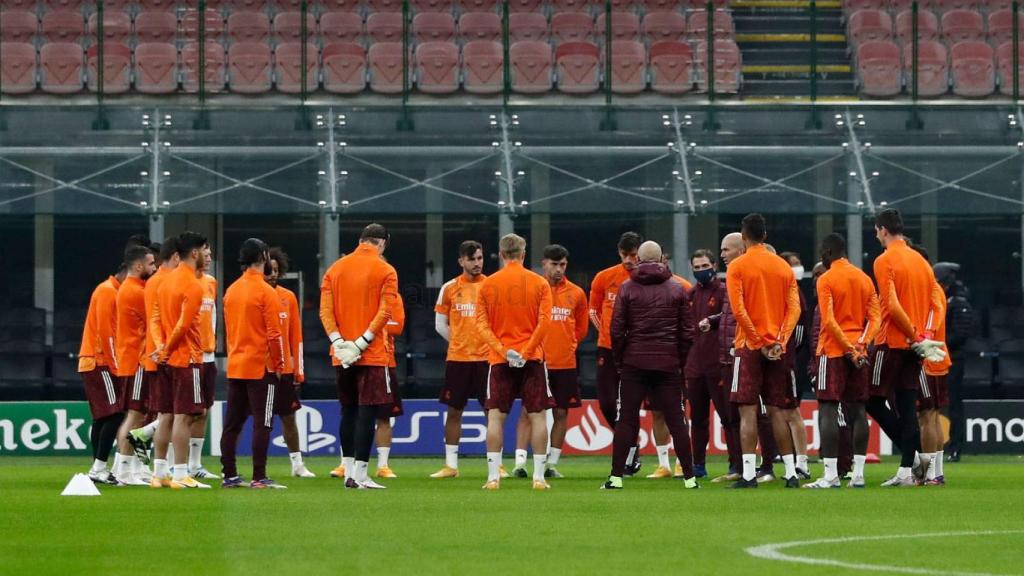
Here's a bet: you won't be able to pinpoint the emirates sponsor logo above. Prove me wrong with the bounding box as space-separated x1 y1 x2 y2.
454 303 476 318
551 306 572 322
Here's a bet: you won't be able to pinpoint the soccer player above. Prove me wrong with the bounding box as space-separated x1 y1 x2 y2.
920 315 951 486
265 247 315 478
79 262 127 485
511 244 588 479
476 233 553 490
685 249 740 481
867 209 946 487
151 231 210 489
375 291 405 479
112 244 157 485
320 223 398 489
429 240 493 479
220 238 287 489
589 231 643 475
603 241 697 490
725 214 801 489
804 233 879 489
188 243 219 480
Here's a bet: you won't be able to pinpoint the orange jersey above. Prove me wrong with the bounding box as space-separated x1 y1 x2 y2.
114 276 147 377
873 238 946 350
673 274 693 291
589 264 631 349
924 288 952 376
275 284 304 381
475 260 553 365
78 276 121 372
198 274 217 358
142 267 168 372
319 243 398 367
725 244 801 350
434 274 489 362
224 269 286 379
543 278 589 369
815 258 881 358
151 262 204 368
386 293 406 369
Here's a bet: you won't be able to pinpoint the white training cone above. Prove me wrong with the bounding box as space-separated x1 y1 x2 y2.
61 473 102 497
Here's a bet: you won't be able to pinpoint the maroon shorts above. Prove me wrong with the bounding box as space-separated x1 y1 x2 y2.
147 366 173 414
729 347 789 407
201 361 217 408
336 365 395 406
82 367 123 420
815 355 869 403
547 368 582 410
780 367 801 409
170 364 206 415
485 361 555 414
917 372 948 410
439 361 488 410
274 374 303 415
377 368 403 419
870 346 923 398
120 367 148 413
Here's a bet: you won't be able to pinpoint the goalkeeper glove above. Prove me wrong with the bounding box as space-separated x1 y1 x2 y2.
505 349 526 368
910 334 946 363
330 333 361 369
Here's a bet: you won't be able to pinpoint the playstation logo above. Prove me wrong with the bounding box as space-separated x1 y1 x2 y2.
272 406 335 453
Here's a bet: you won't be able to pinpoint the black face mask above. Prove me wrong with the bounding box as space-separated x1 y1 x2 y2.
694 268 716 286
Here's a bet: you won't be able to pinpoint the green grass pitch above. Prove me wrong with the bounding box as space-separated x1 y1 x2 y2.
2 455 1022 575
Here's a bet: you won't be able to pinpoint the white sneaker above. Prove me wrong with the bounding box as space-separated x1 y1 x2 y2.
357 478 387 489
191 467 221 480
88 470 121 485
847 475 866 488
291 465 316 478
117 473 150 486
802 477 840 489
756 472 776 484
881 474 919 487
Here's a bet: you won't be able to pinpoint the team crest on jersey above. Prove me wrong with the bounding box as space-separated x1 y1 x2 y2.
708 296 717 308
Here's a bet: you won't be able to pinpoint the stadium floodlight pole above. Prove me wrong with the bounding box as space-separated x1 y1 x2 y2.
499 112 517 215
148 108 163 216
326 107 339 215
671 108 696 214
845 110 876 216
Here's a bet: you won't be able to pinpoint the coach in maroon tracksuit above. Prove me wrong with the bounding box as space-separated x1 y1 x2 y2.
607 241 697 487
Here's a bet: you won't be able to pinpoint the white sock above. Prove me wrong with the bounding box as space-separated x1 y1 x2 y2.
342 457 354 479
548 447 561 466
354 461 369 483
289 452 303 468
935 451 944 477
138 419 159 440
153 458 169 478
853 454 867 478
742 453 756 481
91 458 107 473
445 444 459 469
515 449 528 468
172 464 187 481
377 447 391 469
782 454 796 479
129 454 140 474
112 453 123 474
166 443 175 466
897 466 912 480
656 444 670 470
533 454 547 481
796 454 808 471
823 457 838 481
487 452 501 482
925 453 937 480
339 448 345 465
188 437 204 472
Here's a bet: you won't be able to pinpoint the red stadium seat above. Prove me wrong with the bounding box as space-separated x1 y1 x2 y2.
903 39 948 96
136 0 179 11
228 41 272 92
92 0 136 14
134 41 178 93
459 11 501 42
87 11 131 45
368 41 407 92
605 39 645 93
320 0 364 11
996 40 1024 94
941 9 984 44
273 11 317 43
683 0 730 11
180 0 225 9
641 0 682 10
181 40 226 92
609 0 641 9
694 39 741 93
1 11 37 43
135 11 177 43
320 12 364 44
457 0 497 12
180 10 225 43
86 42 130 92
226 0 269 13
322 41 365 92
509 12 548 42
550 0 593 12
274 41 318 92
551 12 592 43
366 12 403 43
413 12 455 43
889 0 913 12
509 39 552 92
555 40 599 93
982 0 1013 10
843 0 885 12
414 40 458 92
896 9 939 44
0 42 37 93
950 39 993 96
988 10 1024 46
42 0 86 12
594 11 640 42
462 39 501 92
687 10 734 42
642 11 686 43
856 39 901 96
506 0 542 11
411 0 453 12
649 39 691 93
39 41 83 93
847 9 892 45
931 0 980 11
0 0 40 10
228 11 271 44
366 0 403 11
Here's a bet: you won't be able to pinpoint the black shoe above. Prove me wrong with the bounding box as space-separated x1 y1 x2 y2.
601 479 623 490
727 478 759 489
947 450 961 463
796 467 812 480
512 467 528 479
624 454 642 477
784 476 800 488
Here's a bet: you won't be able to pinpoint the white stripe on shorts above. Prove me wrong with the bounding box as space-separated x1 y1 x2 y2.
731 358 741 394
133 367 143 401
872 350 885 387
485 364 492 400
265 383 275 428
837 402 847 427
758 395 767 416
192 367 201 405
818 356 828 391
543 363 553 399
919 370 930 399
101 371 116 405
384 367 391 394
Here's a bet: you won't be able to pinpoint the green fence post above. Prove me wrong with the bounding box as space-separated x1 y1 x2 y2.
809 0 817 102
601 0 617 130
301 0 309 103
97 0 104 103
906 0 922 128
706 0 714 101
1014 0 1020 101
398 0 413 130
199 0 207 104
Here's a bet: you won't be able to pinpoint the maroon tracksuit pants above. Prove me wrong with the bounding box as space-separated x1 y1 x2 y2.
220 375 276 481
687 374 741 471
612 366 695 479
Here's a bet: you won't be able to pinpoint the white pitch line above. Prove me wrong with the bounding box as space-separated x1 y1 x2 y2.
745 530 1024 576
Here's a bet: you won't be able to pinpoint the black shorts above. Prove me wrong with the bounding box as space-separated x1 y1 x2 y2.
547 368 582 410
201 361 217 408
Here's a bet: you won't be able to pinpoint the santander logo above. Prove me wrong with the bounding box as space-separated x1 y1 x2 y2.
565 404 615 451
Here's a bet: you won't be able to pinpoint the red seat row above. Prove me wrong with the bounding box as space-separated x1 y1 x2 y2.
0 0 730 13
844 0 1014 14
848 8 1024 46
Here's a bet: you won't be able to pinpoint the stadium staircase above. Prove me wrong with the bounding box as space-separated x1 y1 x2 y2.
732 0 857 97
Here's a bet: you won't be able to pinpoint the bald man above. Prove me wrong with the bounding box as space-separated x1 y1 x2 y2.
604 242 697 490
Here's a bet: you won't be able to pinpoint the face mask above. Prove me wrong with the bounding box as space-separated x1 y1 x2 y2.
694 268 716 286
792 266 805 279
